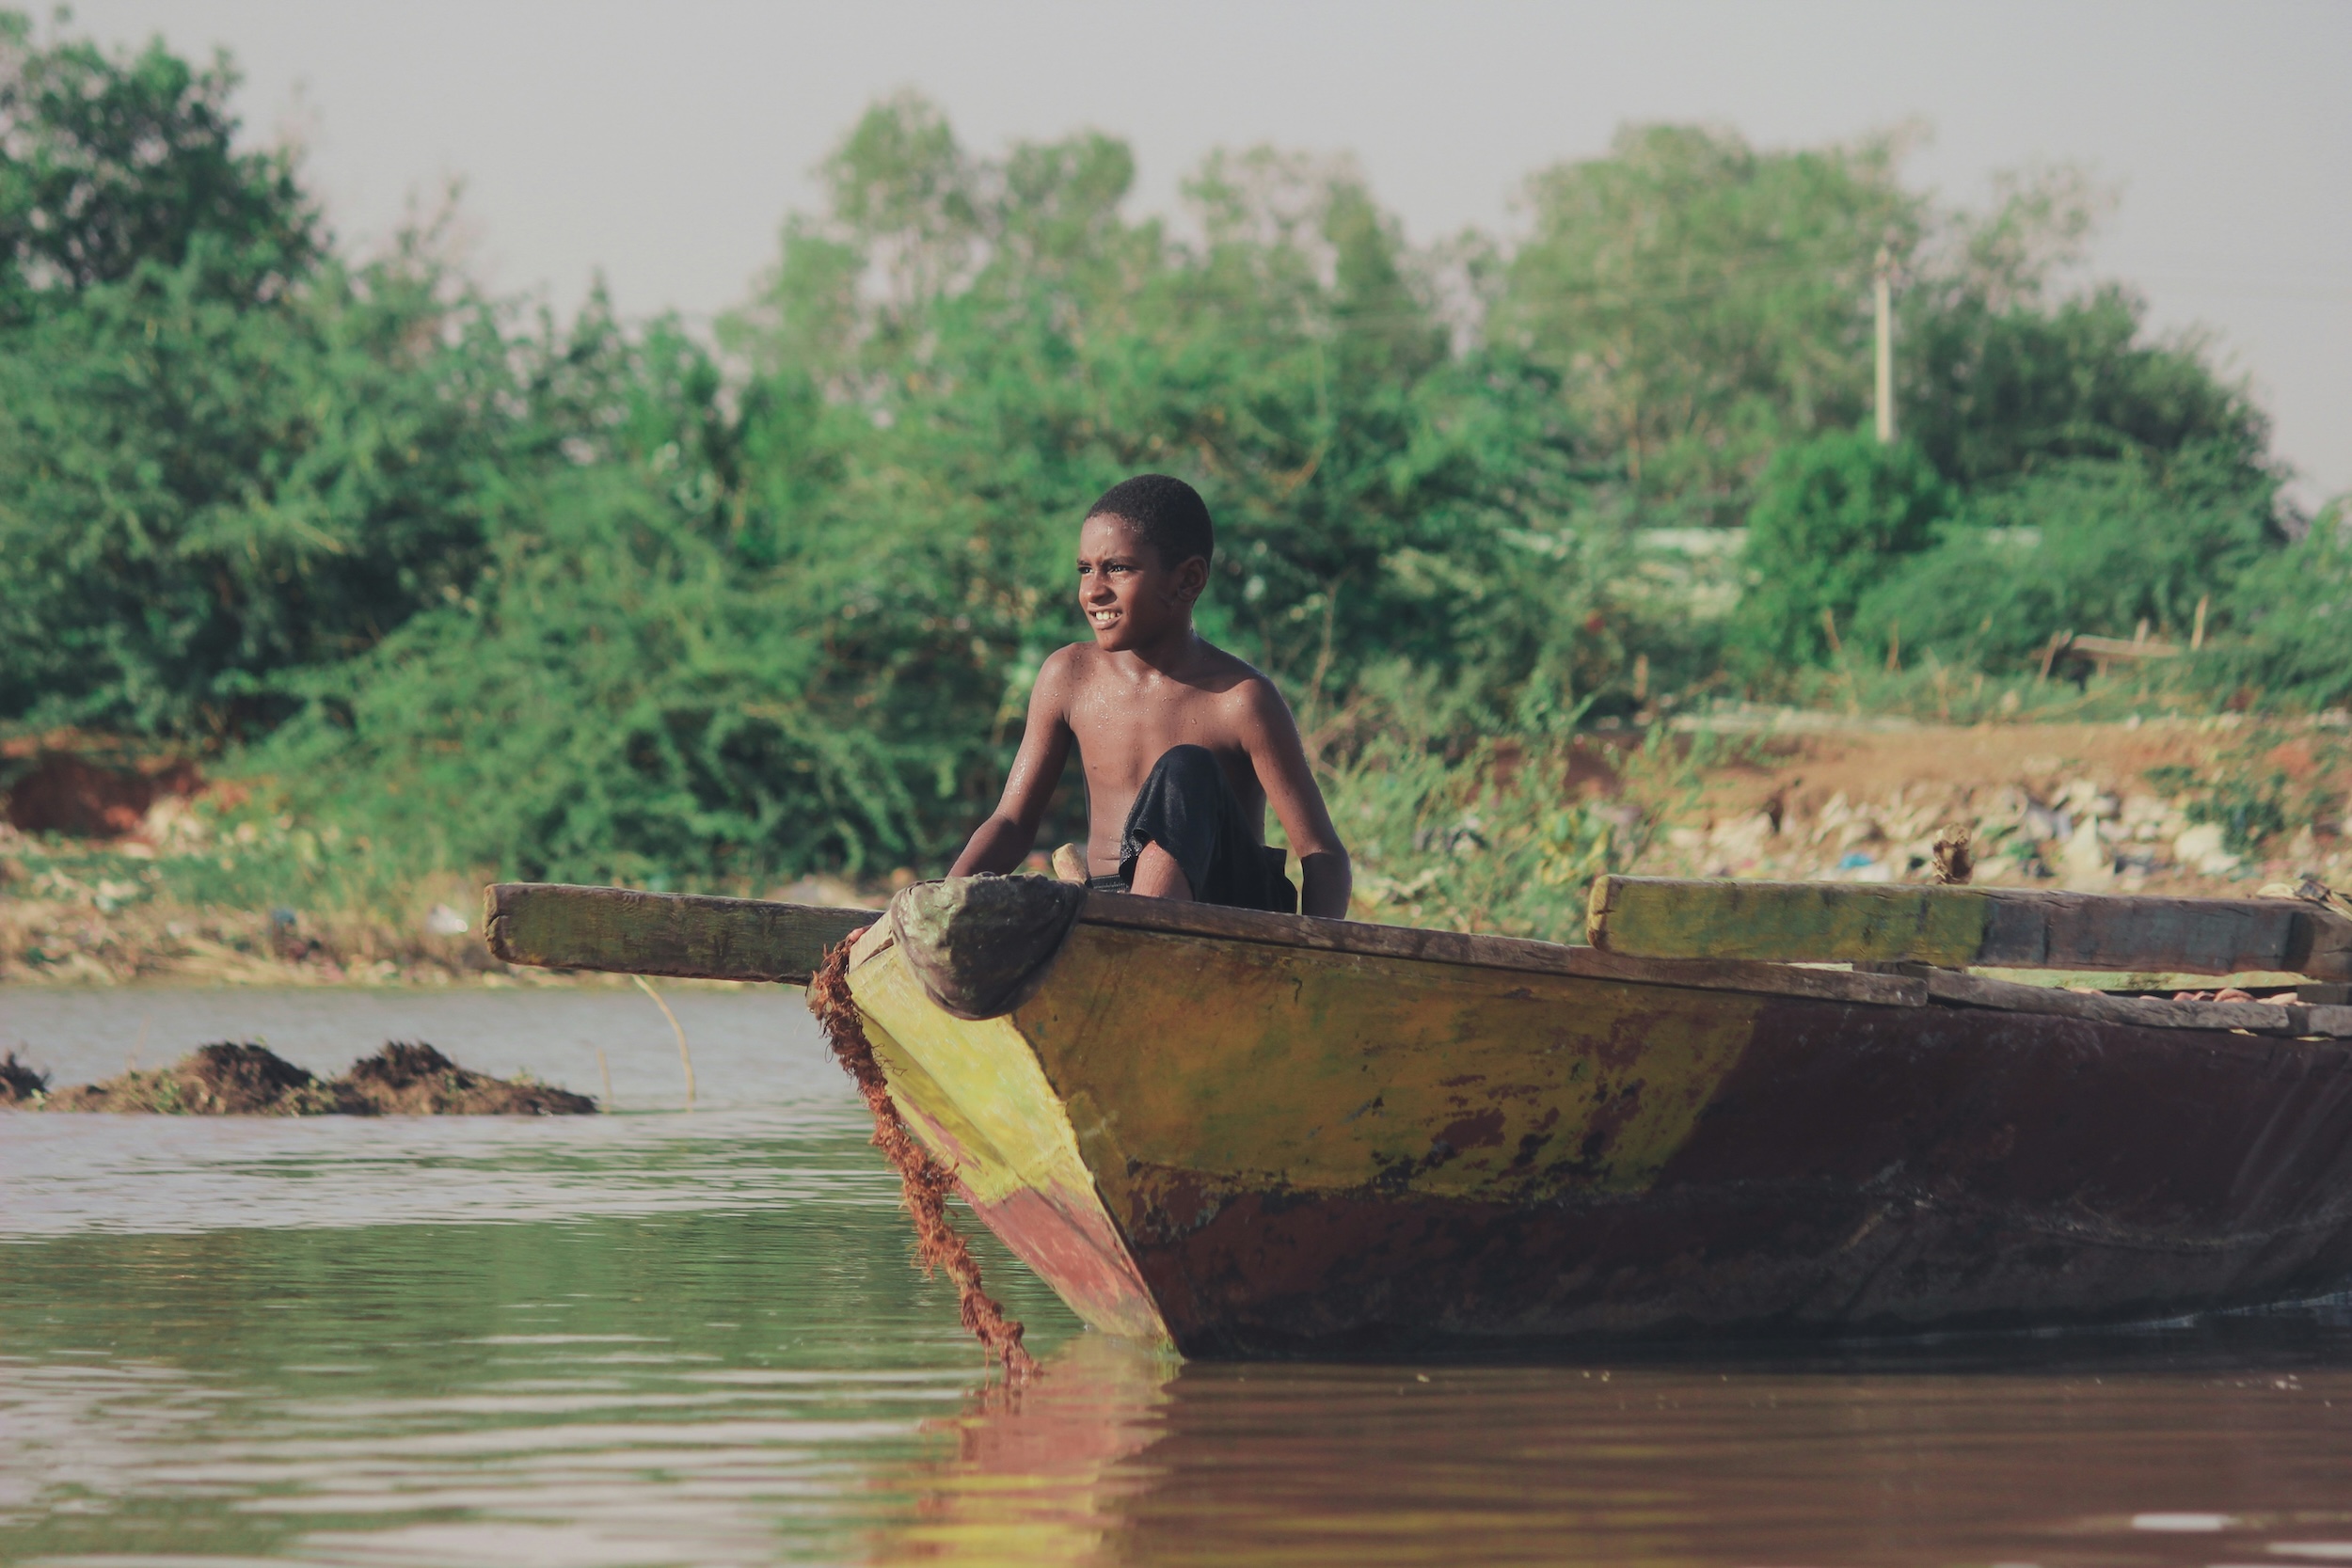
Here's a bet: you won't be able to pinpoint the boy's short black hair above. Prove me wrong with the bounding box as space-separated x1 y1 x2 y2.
1086 474 1214 572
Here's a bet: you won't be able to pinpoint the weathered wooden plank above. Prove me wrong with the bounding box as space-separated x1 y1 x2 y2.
482 882 877 984
1588 877 2352 980
2294 909 2352 982
1570 948 1929 1007
2062 632 2180 662
1921 968 2311 1034
1588 876 1990 966
481 878 1922 1006
482 874 2352 1017
1984 893 2300 973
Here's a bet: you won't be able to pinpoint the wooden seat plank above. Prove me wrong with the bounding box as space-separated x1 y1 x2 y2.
483 882 877 984
1589 877 2352 981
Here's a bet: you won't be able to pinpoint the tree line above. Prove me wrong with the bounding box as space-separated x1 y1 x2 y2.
0 14 2340 884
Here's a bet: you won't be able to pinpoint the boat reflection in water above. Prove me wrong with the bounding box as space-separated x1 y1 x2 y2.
880 1333 1177 1566
873 1320 2352 1568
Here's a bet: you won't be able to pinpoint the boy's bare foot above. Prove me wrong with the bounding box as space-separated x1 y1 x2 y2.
1130 840 1193 901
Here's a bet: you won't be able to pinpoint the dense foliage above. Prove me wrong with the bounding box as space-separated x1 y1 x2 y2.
1728 432 1952 671
0 17 2327 888
2217 500 2352 708
1494 123 1917 526
0 12 506 737
1853 444 2279 669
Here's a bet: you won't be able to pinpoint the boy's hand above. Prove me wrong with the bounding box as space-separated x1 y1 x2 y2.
1239 681 1351 918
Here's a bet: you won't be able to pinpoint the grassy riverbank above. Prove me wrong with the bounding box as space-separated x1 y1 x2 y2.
7 705 2343 987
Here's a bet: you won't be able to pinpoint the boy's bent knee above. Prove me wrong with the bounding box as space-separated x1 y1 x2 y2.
1148 744 1219 786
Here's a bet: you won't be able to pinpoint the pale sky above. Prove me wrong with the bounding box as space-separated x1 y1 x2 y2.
56 0 2352 508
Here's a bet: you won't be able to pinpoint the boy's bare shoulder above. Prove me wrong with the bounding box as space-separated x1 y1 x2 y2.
1192 641 1290 708
1047 638 1292 717
1044 637 1259 681
1032 642 1098 696
1177 645 1303 746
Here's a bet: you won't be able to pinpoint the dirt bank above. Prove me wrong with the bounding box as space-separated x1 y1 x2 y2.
0 813 885 988
1645 714 2348 893
35 1040 598 1116
0 872 532 988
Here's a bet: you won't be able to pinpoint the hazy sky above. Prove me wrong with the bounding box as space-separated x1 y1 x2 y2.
57 0 2352 507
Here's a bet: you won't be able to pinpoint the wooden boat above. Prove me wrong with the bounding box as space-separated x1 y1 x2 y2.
487 875 2352 1356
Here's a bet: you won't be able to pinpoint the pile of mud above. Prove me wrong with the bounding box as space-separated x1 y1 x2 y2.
0 1051 47 1105
339 1040 597 1115
35 1040 597 1116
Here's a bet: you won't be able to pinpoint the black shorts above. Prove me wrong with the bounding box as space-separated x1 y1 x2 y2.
1085 745 1295 913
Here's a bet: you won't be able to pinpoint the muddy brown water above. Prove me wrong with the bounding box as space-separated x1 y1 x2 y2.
8 987 2352 1566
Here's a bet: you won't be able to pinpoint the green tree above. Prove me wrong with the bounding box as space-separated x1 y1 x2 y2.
1901 284 2271 491
1896 166 2271 495
1727 430 1951 671
0 229 513 737
1494 124 1921 524
0 10 315 318
0 14 2311 893
0 14 519 739
727 99 1616 736
258 460 931 884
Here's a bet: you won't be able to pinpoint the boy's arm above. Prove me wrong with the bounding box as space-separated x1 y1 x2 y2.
1238 680 1352 920
947 651 1077 879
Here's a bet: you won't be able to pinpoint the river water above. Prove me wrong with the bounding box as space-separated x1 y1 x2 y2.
8 986 2352 1566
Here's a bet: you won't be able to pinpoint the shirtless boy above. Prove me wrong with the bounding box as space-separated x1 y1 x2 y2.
946 474 1353 918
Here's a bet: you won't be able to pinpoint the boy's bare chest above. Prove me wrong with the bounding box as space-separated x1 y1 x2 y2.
1064 679 1249 791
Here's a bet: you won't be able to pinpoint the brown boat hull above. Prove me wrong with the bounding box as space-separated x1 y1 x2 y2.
1114 1001 2352 1354
845 885 2352 1355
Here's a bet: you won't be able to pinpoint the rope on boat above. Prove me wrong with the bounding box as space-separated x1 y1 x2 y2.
807 935 1037 1381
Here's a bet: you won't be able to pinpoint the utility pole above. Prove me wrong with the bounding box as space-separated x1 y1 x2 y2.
1873 244 1895 444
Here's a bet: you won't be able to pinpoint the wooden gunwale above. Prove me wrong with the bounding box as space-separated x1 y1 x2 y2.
1071 891 1929 1007
1072 892 2345 1034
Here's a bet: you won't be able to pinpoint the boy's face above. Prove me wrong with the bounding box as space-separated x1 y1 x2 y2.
1076 513 1206 652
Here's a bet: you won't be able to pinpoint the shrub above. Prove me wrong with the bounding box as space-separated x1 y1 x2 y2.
1852 444 2277 672
1725 431 1952 673
2213 503 2352 708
